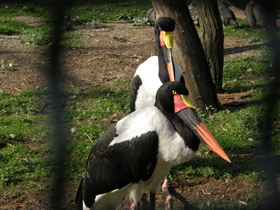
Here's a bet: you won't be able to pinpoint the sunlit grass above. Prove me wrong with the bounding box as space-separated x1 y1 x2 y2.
223 19 265 43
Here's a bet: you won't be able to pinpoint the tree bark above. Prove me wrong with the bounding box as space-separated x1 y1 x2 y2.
194 0 224 92
151 0 219 111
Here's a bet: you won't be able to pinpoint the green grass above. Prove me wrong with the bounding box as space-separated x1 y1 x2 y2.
0 4 51 44
0 90 49 116
224 19 265 43
223 55 272 94
67 1 151 25
0 17 83 46
0 17 52 45
0 90 50 190
0 4 48 18
0 144 52 189
0 18 29 35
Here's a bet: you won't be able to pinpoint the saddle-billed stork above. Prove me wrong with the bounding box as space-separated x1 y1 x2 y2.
76 81 230 210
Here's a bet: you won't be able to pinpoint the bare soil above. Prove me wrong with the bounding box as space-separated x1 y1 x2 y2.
0 12 265 210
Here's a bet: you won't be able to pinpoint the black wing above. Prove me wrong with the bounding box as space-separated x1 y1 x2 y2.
82 129 159 208
130 75 142 112
76 126 118 208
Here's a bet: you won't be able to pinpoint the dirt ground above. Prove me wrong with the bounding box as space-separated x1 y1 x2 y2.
0 8 268 210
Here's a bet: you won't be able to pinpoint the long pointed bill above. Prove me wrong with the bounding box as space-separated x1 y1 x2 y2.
167 62 175 81
194 121 231 163
174 95 231 163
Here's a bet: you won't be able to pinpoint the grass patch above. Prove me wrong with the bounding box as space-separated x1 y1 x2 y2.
0 144 51 189
0 4 48 18
0 90 51 192
0 17 83 46
224 19 265 43
223 54 271 94
0 116 44 145
0 16 53 45
67 1 151 25
0 90 49 116
0 90 49 148
0 18 30 35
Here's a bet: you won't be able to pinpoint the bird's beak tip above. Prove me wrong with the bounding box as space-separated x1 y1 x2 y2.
194 122 231 163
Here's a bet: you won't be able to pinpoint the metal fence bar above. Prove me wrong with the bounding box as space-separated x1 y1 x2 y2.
46 0 71 209
258 27 280 208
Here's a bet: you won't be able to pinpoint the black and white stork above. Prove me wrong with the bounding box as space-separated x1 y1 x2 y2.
76 81 231 210
130 17 185 112
130 17 185 209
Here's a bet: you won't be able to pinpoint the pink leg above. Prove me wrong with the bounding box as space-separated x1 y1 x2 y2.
165 195 173 210
131 202 141 210
161 177 173 210
161 177 169 194
130 202 136 210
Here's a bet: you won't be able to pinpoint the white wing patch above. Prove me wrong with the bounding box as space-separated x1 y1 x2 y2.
109 107 164 146
134 56 162 110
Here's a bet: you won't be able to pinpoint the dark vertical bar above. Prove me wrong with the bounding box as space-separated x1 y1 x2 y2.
258 5 280 208
46 0 71 209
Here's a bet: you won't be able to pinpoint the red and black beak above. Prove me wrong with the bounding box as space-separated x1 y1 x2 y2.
174 94 231 163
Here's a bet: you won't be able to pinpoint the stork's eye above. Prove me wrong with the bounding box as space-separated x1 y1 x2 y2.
172 90 177 95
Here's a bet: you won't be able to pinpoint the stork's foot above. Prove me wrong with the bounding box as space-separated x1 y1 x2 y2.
165 195 173 210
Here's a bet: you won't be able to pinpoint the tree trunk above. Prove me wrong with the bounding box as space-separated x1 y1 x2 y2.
194 0 224 92
151 0 219 111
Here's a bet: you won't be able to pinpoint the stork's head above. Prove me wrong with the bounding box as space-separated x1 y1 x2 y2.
155 17 176 82
156 81 231 163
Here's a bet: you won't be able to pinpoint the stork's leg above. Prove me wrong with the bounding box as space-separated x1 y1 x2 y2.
161 177 173 210
131 202 136 210
165 195 173 210
131 202 141 210
149 192 156 210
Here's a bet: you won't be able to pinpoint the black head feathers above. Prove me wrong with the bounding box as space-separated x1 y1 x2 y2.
155 81 189 114
155 17 175 33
